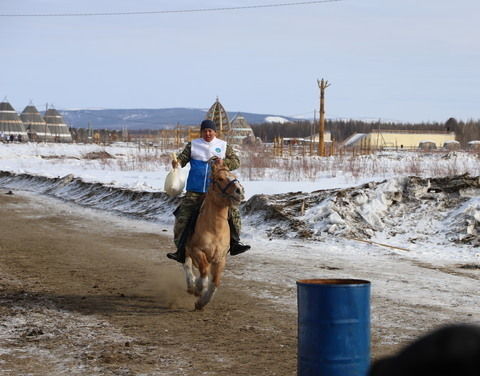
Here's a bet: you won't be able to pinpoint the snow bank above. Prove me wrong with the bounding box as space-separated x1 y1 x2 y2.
243 174 480 248
0 171 181 225
1 171 479 249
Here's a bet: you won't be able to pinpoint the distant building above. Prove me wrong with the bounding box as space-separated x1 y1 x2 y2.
443 140 460 150
228 114 255 144
418 141 437 151
206 97 231 135
44 108 73 142
467 140 480 151
311 131 332 144
20 104 53 142
342 130 456 150
0 101 28 141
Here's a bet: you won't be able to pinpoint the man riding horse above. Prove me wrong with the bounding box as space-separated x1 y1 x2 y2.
167 119 251 263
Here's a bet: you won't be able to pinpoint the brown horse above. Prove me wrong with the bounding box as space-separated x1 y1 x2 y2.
183 158 245 310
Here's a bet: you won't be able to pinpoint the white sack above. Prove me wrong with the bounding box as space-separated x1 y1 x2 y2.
164 167 186 197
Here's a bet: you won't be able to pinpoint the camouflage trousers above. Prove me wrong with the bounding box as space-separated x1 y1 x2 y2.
173 191 242 248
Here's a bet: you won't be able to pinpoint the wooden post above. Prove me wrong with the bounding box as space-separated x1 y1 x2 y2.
317 78 331 157
45 103 49 143
311 109 316 156
176 122 180 147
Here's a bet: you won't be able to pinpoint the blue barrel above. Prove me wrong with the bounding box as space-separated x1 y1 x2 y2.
297 278 371 376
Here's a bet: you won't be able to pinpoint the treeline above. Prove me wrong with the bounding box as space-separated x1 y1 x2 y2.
251 121 314 141
250 118 480 147
444 118 480 147
70 118 480 148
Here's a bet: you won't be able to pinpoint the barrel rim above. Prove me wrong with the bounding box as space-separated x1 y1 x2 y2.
296 278 370 286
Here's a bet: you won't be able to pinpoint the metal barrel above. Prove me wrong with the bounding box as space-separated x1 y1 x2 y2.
297 279 371 376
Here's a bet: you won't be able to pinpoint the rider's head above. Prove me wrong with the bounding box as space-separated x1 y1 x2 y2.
200 120 217 142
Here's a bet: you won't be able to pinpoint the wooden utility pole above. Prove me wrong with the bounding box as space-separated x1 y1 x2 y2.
317 78 331 156
45 103 48 143
310 109 316 156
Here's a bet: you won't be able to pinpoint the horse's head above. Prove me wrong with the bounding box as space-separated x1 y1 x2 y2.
210 158 245 206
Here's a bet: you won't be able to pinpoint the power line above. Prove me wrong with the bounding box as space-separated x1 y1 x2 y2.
0 0 345 17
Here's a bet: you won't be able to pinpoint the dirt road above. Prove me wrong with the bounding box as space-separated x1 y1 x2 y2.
2 189 477 375
0 191 296 375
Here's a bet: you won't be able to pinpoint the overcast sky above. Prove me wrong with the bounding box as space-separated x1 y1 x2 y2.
1 0 479 122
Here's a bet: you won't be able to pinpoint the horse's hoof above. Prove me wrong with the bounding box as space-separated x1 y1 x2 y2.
187 288 195 295
195 302 204 311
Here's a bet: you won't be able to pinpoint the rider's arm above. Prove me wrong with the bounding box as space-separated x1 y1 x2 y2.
176 142 192 168
223 144 240 171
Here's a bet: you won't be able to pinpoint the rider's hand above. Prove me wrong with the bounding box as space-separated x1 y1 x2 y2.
172 160 178 169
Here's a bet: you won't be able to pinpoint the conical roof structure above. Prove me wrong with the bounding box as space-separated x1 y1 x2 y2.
20 104 53 142
44 108 72 142
0 101 28 141
206 97 231 134
229 114 255 144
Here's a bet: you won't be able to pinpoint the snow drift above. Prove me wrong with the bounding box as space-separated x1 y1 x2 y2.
1 171 479 247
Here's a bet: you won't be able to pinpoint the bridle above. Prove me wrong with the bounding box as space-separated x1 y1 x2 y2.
211 168 242 201
216 176 240 195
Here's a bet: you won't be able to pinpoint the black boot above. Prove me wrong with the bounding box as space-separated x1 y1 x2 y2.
228 217 250 256
230 240 251 256
167 248 185 263
167 205 201 264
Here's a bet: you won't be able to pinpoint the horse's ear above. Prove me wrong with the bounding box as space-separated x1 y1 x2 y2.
209 157 223 171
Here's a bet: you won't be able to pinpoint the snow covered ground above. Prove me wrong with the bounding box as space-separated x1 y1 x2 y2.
2 142 480 197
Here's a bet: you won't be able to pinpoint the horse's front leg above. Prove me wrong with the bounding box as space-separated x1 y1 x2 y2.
194 253 210 310
183 256 196 295
196 256 226 310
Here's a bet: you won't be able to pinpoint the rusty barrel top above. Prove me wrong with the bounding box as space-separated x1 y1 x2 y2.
297 278 370 286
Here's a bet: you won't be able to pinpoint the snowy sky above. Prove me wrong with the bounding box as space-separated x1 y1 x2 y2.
2 0 480 123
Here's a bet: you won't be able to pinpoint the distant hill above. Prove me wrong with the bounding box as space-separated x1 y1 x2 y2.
59 108 298 130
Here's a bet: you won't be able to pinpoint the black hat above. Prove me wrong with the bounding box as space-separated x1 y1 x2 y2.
200 119 217 131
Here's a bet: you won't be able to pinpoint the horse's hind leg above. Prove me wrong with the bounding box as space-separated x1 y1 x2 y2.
183 257 196 295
